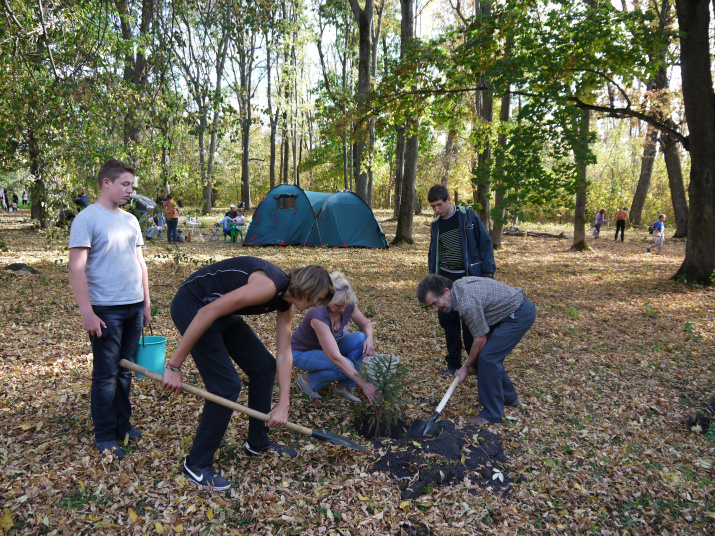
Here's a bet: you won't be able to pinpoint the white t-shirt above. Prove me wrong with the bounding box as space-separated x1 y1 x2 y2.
69 204 145 306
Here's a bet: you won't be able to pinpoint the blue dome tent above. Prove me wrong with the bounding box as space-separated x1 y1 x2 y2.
243 184 388 248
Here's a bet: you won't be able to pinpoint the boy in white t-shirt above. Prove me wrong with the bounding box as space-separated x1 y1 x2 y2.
68 159 151 459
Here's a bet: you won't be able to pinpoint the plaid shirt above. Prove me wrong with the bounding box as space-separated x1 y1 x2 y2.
451 277 525 338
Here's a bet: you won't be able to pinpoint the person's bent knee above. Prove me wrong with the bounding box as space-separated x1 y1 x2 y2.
212 379 242 402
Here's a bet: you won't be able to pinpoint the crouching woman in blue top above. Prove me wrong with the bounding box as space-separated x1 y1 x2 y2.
291 271 378 405
162 257 333 491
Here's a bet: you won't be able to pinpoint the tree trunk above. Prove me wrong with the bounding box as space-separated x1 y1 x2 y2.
660 133 688 238
343 136 350 190
347 0 374 202
241 114 251 208
473 1 492 230
28 128 47 228
266 32 277 190
393 0 417 245
673 0 715 284
571 109 591 251
393 126 405 219
116 0 153 161
282 135 290 184
630 124 659 225
394 122 418 244
491 89 511 249
443 128 456 187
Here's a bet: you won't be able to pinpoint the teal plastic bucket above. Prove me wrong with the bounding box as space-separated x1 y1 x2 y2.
134 335 167 378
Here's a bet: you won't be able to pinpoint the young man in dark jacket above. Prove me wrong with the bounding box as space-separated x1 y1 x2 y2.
427 184 495 376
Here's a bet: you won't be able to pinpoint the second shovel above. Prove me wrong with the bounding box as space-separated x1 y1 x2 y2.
420 375 460 436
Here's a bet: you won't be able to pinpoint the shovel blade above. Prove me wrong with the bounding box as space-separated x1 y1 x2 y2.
311 429 367 451
421 411 440 436
406 419 427 438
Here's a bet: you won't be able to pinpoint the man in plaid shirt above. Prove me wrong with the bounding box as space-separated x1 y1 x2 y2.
417 274 536 425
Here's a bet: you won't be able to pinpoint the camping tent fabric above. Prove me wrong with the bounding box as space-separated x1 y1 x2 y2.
243 184 388 248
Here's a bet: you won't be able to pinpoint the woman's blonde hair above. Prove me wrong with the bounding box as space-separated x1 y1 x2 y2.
288 265 334 305
329 271 358 307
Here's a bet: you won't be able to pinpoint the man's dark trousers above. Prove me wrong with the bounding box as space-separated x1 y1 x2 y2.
437 270 474 371
476 298 536 422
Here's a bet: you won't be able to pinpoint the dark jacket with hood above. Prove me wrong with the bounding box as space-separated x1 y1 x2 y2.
428 205 496 277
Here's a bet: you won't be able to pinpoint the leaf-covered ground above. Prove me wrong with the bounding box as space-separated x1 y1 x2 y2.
1 210 713 535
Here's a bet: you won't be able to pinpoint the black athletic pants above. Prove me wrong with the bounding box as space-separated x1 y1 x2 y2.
171 289 276 468
615 220 625 241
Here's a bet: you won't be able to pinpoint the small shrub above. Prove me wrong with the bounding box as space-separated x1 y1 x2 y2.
354 354 412 438
642 301 657 317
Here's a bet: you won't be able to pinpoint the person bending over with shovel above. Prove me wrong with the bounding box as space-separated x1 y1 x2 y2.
416 274 536 426
162 257 333 491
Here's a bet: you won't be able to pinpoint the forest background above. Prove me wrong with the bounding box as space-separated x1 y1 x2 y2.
0 0 713 283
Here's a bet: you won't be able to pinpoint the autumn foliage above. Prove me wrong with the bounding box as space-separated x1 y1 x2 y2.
1 210 713 535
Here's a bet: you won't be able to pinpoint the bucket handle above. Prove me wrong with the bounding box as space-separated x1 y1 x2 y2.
140 324 155 348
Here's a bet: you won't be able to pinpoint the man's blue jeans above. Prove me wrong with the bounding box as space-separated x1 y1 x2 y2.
90 302 144 442
292 332 366 391
476 298 536 423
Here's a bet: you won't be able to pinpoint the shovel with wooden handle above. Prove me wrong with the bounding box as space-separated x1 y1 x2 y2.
416 375 461 436
120 359 366 452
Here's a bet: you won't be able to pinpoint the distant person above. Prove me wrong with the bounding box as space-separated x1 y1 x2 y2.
22 190 28 207
68 159 151 459
427 184 495 377
164 193 180 243
291 271 378 404
11 192 18 212
155 190 167 206
75 187 90 210
648 214 666 255
614 207 628 242
417 274 535 426
225 204 239 219
162 258 334 491
0 184 6 212
594 209 607 238
218 204 241 239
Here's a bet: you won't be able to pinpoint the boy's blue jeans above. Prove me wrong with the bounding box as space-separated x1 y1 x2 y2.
292 332 366 391
90 302 144 442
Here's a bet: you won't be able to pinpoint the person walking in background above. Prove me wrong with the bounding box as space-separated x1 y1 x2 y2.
68 159 151 459
21 190 28 207
648 214 666 255
614 207 628 241
0 184 6 212
427 184 496 377
164 193 180 243
594 209 607 238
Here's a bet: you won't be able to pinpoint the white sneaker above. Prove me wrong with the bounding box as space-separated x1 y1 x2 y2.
296 373 321 399
333 384 361 404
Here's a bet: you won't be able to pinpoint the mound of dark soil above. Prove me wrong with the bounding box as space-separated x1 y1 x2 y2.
687 400 715 434
370 420 518 499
